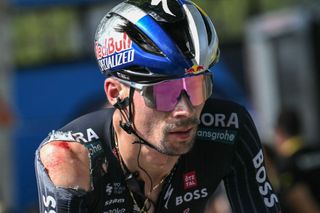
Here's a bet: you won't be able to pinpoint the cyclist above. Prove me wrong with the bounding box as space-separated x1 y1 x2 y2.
35 0 281 212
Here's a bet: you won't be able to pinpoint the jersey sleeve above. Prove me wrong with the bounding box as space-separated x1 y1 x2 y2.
223 106 282 212
34 109 113 213
35 145 90 213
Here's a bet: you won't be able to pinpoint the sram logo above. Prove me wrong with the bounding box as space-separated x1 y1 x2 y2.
253 149 279 207
42 195 56 213
176 188 208 206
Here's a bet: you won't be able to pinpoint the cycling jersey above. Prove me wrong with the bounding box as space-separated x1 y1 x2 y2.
35 98 281 213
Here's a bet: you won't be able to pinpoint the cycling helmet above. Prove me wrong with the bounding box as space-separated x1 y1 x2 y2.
94 0 219 84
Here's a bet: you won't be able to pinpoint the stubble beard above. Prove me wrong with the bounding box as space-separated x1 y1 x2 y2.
156 117 200 156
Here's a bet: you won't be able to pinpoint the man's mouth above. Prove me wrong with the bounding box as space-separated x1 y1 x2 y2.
168 127 194 140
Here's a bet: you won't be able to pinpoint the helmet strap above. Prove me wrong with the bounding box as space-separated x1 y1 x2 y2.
114 86 166 154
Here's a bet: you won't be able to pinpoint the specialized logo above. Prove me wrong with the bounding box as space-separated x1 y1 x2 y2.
106 183 113 196
183 171 198 190
197 128 237 144
200 112 239 128
96 33 134 71
151 0 176 16
253 149 279 207
176 188 208 206
185 65 205 74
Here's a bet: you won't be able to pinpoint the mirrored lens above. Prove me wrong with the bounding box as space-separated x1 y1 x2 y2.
142 73 212 112
153 79 183 111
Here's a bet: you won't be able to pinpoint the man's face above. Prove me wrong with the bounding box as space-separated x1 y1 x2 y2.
131 89 204 156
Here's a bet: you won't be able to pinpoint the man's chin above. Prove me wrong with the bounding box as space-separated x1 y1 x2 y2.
160 140 195 156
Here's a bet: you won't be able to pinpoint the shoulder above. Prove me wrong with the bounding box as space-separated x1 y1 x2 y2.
40 140 91 191
38 108 115 190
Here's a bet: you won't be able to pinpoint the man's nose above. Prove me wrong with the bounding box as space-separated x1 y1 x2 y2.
172 91 194 117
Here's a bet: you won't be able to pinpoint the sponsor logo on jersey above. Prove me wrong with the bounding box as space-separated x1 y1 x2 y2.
151 0 176 16
42 194 57 213
197 128 237 144
103 208 125 213
200 112 239 128
183 171 198 190
105 198 125 206
106 183 113 196
106 183 126 196
183 208 190 213
71 128 103 158
96 33 135 71
176 188 208 206
185 65 205 74
47 129 104 159
84 141 103 157
253 149 279 207
72 128 99 143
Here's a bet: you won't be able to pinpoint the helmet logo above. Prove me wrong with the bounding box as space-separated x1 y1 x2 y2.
185 65 205 74
96 33 135 71
151 0 176 17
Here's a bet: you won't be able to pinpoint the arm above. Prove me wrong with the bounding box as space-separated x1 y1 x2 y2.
223 107 282 212
35 139 91 213
40 140 90 190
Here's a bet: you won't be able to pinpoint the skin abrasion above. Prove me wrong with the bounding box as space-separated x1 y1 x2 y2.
55 141 71 150
40 139 91 191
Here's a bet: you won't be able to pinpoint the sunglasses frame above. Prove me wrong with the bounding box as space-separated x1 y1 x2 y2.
116 72 213 111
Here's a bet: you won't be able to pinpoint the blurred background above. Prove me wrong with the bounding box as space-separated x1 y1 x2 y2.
0 0 320 212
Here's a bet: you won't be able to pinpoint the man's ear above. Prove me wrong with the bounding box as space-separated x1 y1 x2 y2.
104 78 122 106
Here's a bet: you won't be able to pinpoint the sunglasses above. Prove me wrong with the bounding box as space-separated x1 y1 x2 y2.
119 72 213 112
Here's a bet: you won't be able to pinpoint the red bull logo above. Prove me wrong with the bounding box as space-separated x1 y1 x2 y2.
96 32 135 71
95 33 132 60
185 65 205 74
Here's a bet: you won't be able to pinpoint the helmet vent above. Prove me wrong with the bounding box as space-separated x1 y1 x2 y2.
199 11 213 44
115 17 164 56
161 19 195 59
